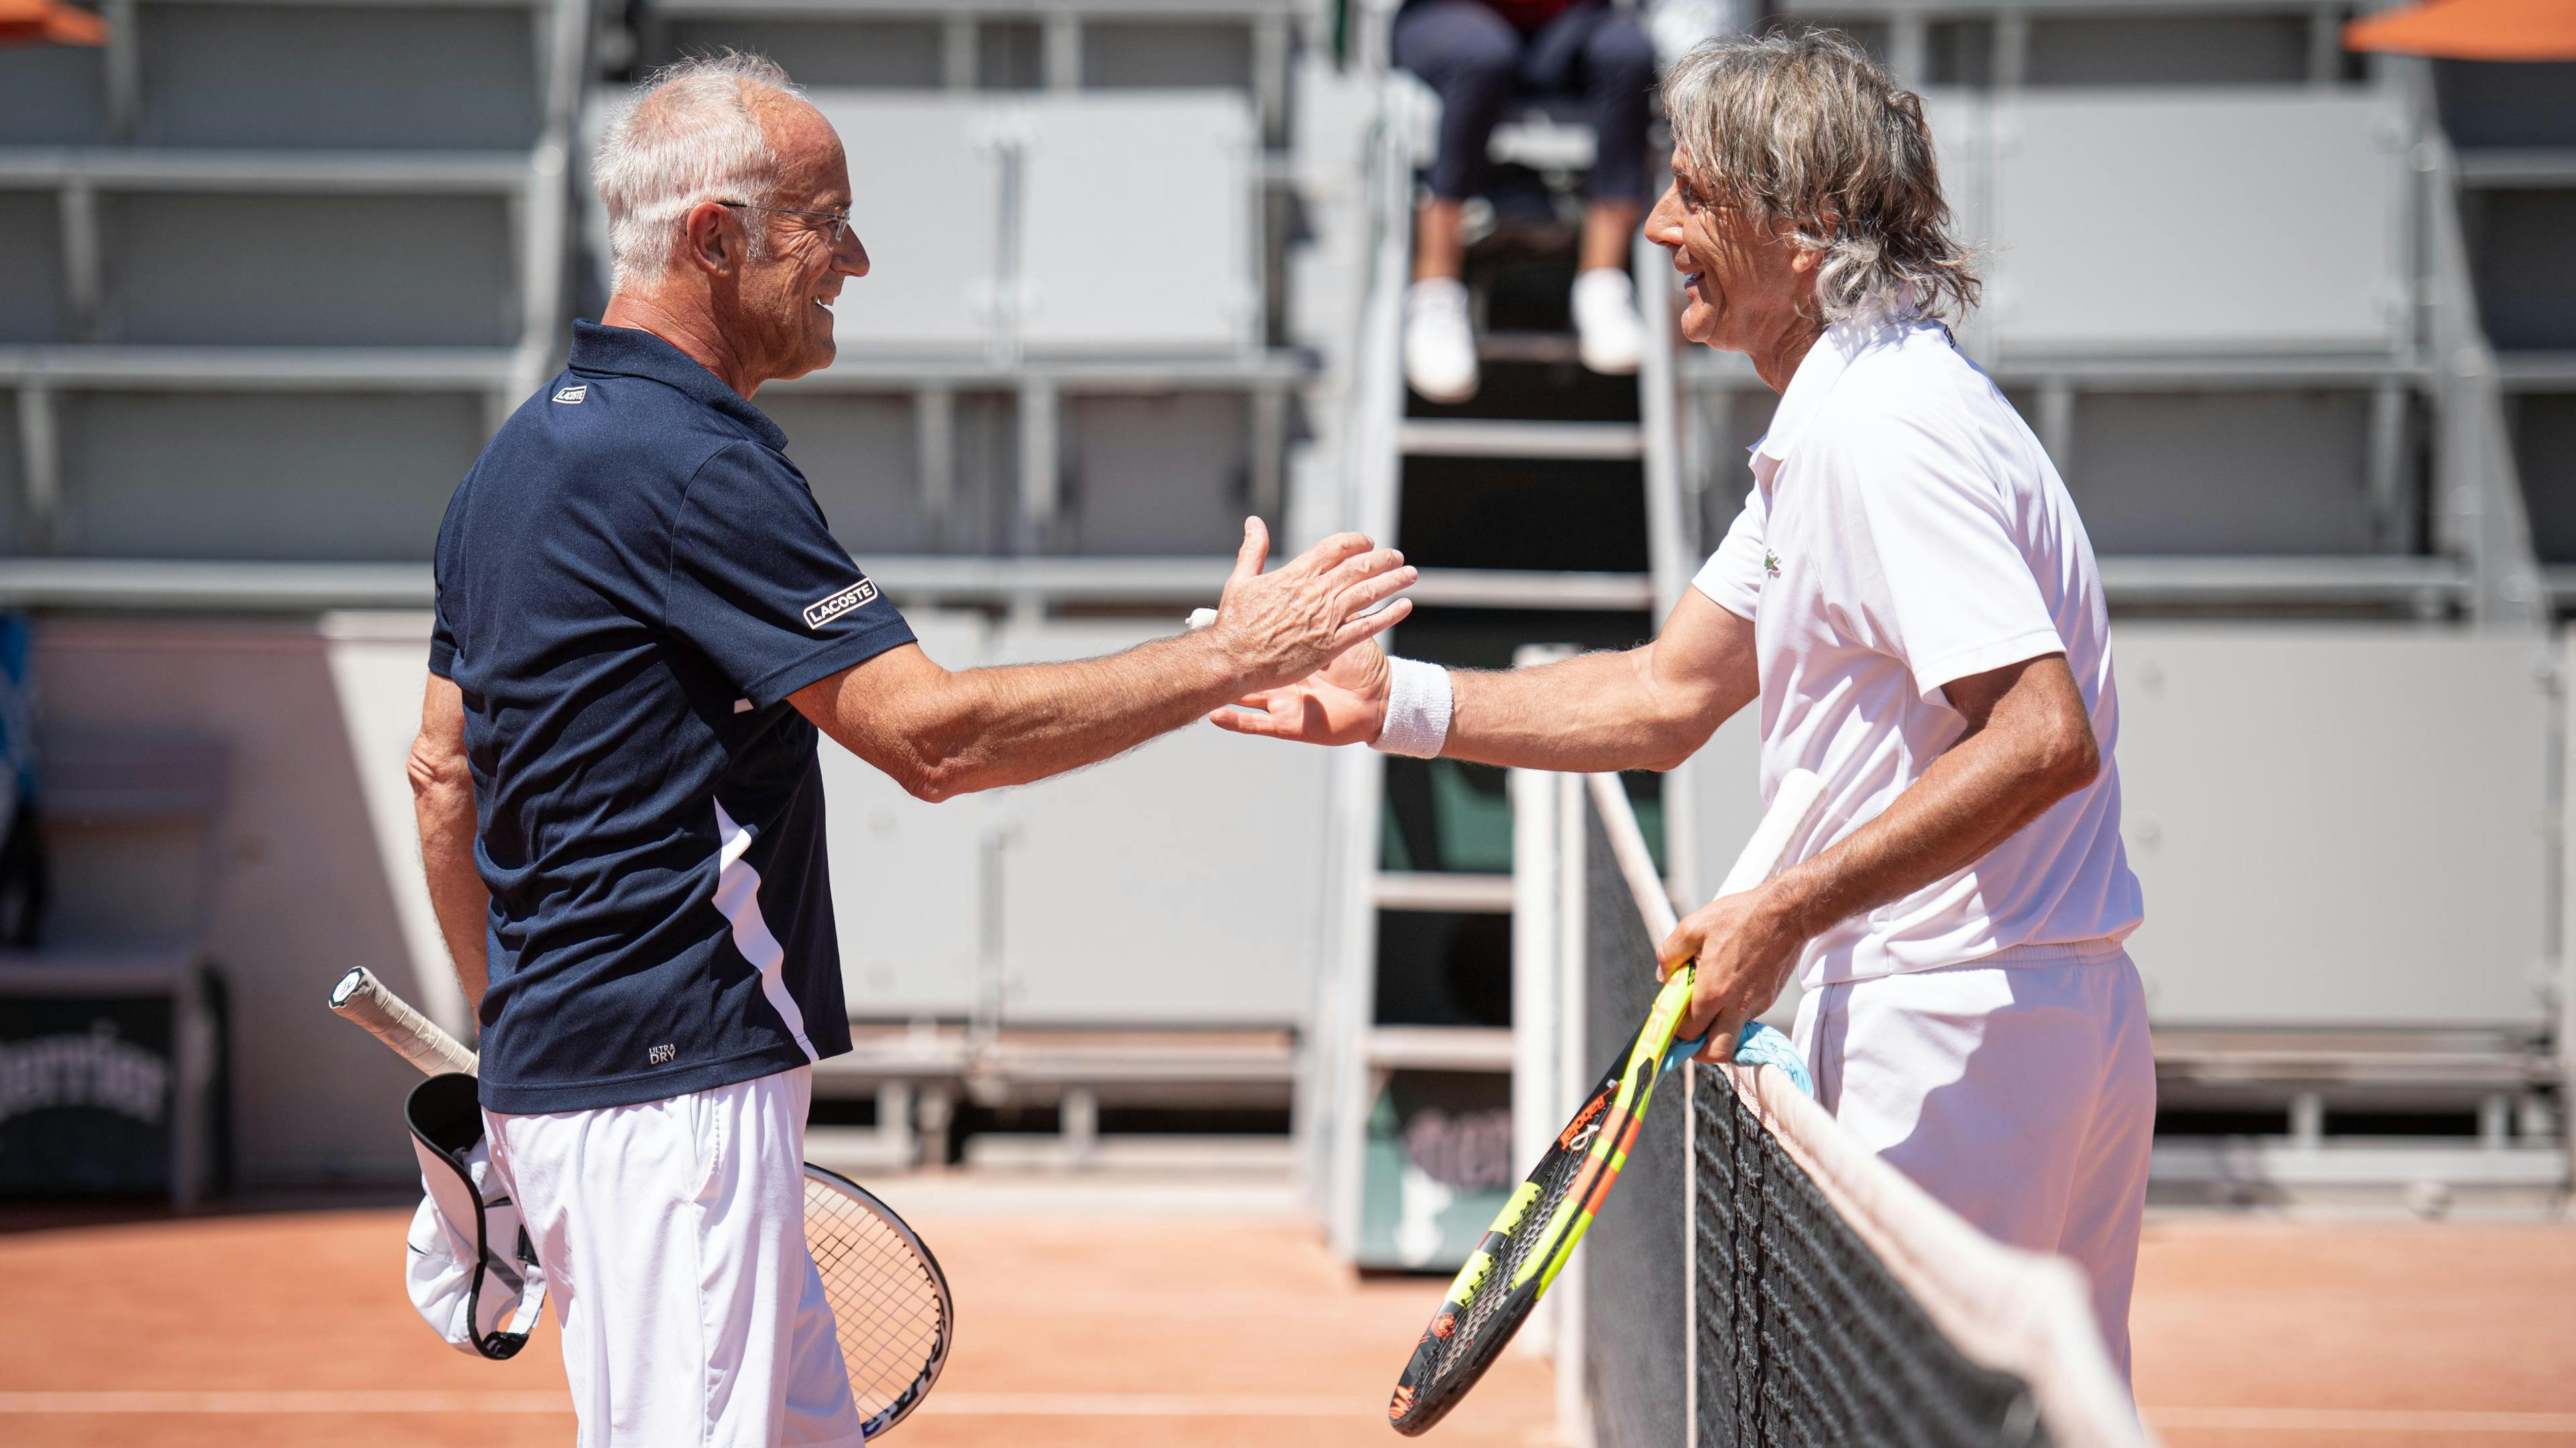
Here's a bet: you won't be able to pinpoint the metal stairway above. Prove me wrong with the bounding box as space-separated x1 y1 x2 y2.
1307 89 1701 1273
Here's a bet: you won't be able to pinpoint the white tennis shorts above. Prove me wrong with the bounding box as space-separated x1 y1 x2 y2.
1792 946 2156 1381
482 1065 865 1447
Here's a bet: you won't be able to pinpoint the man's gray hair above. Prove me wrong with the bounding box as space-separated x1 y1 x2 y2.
1662 31 1979 325
594 52 805 294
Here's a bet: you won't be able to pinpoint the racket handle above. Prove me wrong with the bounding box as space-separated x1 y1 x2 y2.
330 966 480 1077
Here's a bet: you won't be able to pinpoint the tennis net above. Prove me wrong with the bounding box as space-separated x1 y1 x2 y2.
1566 773 2147 1448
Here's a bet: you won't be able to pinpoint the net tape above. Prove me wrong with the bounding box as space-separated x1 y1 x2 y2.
1571 781 2147 1448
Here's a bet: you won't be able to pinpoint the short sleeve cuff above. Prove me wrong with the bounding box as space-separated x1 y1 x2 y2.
1692 571 1759 622
741 614 918 708
1908 628 2067 705
428 640 457 679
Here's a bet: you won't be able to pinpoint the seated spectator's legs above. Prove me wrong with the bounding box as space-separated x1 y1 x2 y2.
1393 1 1518 400
1525 4 1655 372
1391 0 1522 283
1571 11 1654 270
1392 1 1658 394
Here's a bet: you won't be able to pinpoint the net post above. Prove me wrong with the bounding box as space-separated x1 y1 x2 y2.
1511 642 1579 1367
1553 769 1592 1448
1509 761 1562 1355
1684 1068 1699 1448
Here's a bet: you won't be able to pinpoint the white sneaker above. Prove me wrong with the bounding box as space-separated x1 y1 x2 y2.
1404 278 1479 404
1571 268 1644 376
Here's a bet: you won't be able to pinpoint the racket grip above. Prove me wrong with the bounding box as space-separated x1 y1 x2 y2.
329 966 480 1077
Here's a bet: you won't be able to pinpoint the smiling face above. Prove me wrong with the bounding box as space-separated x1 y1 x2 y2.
728 100 870 385
1643 154 1818 362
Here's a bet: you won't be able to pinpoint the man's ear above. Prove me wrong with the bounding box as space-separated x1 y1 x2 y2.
680 201 739 276
1784 211 1836 276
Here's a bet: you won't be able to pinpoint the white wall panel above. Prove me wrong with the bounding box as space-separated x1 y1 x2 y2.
1984 92 2406 354
800 91 1256 359
806 91 1002 357
820 610 991 1019
34 619 435 1184
985 618 1329 1024
2112 625 2550 1027
1017 92 1256 356
1690 626 2552 1030
322 614 466 1038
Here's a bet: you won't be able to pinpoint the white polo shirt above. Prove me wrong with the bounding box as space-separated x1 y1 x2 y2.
1693 313 2142 986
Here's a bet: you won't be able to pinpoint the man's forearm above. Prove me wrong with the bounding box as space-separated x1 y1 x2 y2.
800 632 1246 803
1442 648 1727 773
906 635 1250 797
1759 661 2098 944
415 781 490 1010
411 673 490 1011
1434 591 1758 772
803 524 1418 798
1656 655 2102 1052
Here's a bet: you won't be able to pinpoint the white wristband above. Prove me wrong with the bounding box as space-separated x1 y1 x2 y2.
1372 657 1452 759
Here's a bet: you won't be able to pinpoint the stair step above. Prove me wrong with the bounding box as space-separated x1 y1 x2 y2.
1399 418 1644 460
1375 871 1513 913
1408 568 1654 610
1477 330 1584 364
1363 1025 1517 1072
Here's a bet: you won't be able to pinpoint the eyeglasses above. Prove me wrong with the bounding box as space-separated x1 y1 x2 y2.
716 201 855 245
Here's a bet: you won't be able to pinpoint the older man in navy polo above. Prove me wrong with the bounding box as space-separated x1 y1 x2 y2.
409 53 1414 1448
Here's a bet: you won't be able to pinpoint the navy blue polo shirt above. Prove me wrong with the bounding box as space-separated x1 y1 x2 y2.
431 321 915 1113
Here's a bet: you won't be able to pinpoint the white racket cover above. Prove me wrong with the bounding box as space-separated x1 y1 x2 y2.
331 967 951 1423
405 1072 547 1359
1719 767 1827 899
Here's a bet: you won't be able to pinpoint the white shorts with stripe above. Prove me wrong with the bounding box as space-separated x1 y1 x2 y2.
1791 944 2156 1382
483 1064 864 1447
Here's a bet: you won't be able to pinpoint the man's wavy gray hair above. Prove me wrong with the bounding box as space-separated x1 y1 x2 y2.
1662 31 1979 325
594 52 805 294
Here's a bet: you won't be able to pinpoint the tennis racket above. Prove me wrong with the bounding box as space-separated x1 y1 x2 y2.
1386 769 1828 1436
329 967 952 1437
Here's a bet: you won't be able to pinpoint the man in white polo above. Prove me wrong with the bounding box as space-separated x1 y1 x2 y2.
1217 32 2153 1376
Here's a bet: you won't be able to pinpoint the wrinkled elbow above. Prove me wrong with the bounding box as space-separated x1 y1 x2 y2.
1639 707 1723 775
894 751 978 804
904 768 961 805
407 734 469 806
2039 718 2101 800
1642 738 1699 775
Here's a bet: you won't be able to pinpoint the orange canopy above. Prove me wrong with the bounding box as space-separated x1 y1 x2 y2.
0 0 106 46
2346 0 2576 60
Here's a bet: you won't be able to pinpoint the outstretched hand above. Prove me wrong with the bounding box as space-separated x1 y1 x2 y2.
1203 518 1415 698
1208 638 1393 746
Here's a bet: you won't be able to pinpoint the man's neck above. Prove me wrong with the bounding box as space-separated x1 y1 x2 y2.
599 291 758 398
1750 313 1826 396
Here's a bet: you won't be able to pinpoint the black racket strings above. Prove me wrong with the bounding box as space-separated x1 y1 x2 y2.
1438 1137 1587 1380
806 1183 945 1408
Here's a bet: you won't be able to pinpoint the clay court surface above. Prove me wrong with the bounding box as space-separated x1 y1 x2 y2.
2 1192 2572 1447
